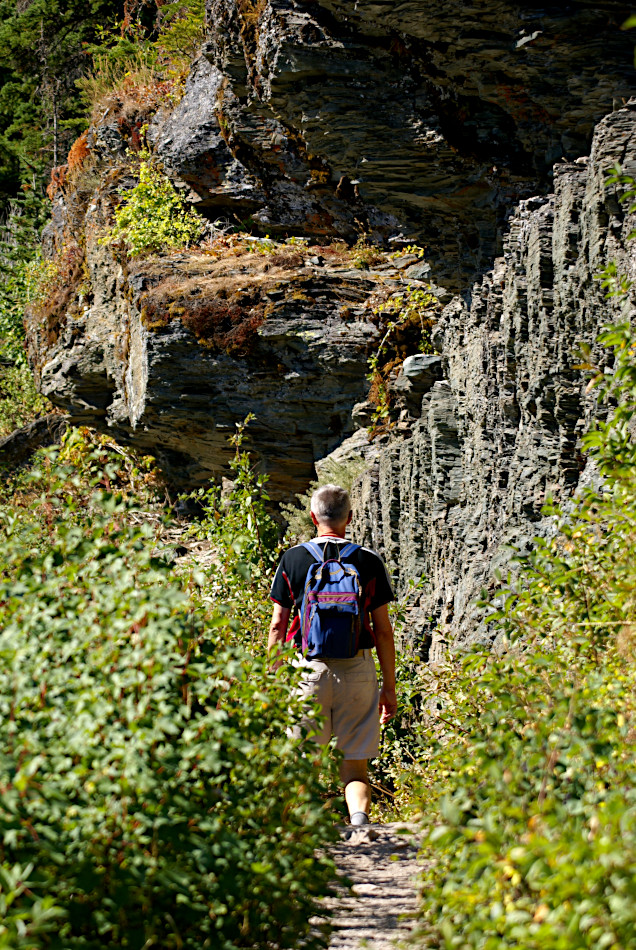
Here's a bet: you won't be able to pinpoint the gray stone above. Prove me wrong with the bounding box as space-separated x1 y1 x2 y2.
351 103 636 649
404 261 431 280
25 1 636 656
401 354 443 380
87 123 126 160
149 57 267 216
27 209 432 499
0 414 69 472
391 355 444 419
351 401 374 431
204 0 634 287
314 427 376 479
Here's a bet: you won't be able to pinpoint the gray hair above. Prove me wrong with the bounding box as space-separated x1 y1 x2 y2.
310 484 351 524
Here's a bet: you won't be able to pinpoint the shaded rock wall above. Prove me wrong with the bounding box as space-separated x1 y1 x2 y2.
351 104 636 652
29 194 433 497
202 0 634 287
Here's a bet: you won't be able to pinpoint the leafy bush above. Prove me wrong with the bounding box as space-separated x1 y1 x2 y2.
182 416 282 655
368 646 433 818
413 641 635 950
409 318 636 948
0 364 52 438
367 285 439 434
104 156 205 258
0 256 29 368
349 236 384 270
0 237 65 364
0 246 53 437
0 442 337 949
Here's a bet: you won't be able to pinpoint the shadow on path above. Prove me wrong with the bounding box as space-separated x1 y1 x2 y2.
313 823 424 950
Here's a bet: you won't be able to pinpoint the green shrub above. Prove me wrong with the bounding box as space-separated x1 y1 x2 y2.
280 457 366 542
181 416 282 653
413 641 635 950
185 416 279 568
0 249 54 437
367 285 439 434
368 646 433 818
104 156 205 258
0 254 29 368
409 316 636 948
0 445 337 949
0 363 51 438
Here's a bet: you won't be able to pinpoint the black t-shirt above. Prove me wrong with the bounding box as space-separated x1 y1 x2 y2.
270 536 395 649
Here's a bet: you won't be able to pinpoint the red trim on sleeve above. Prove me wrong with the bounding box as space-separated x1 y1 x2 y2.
283 569 294 605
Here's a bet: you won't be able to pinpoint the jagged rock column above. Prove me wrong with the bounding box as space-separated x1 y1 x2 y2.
351 104 636 652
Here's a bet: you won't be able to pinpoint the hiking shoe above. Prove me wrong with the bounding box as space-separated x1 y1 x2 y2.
350 811 370 826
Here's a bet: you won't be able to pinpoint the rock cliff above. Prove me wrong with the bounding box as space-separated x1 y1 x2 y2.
29 227 433 497
351 104 636 652
203 0 634 286
26 1 636 647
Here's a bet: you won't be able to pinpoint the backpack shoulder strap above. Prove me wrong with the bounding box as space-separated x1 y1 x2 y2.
338 542 360 559
302 540 325 562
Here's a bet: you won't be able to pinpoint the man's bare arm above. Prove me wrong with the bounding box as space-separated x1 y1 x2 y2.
268 603 291 664
371 603 397 723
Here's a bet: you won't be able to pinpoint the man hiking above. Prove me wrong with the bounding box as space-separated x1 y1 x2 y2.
269 484 397 826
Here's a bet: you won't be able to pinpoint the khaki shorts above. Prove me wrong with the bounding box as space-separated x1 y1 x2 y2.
293 650 380 760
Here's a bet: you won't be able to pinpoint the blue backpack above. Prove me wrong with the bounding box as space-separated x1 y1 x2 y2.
300 541 363 659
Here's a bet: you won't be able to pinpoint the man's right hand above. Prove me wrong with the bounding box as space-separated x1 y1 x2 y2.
379 686 397 724
371 603 397 725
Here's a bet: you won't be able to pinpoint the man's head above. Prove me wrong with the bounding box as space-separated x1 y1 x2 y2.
310 484 352 531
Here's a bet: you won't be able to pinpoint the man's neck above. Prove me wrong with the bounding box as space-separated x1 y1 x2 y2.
316 526 346 539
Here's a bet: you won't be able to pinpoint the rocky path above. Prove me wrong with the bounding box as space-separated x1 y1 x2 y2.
313 823 423 949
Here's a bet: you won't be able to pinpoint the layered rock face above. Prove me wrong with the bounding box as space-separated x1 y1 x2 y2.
29 226 429 497
351 105 636 652
200 0 634 287
26 1 636 647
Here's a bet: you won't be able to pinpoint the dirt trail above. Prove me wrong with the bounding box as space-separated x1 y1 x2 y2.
313 823 423 949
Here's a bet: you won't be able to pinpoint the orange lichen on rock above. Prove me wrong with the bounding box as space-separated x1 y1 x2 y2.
67 132 91 171
46 165 68 201
46 132 92 200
